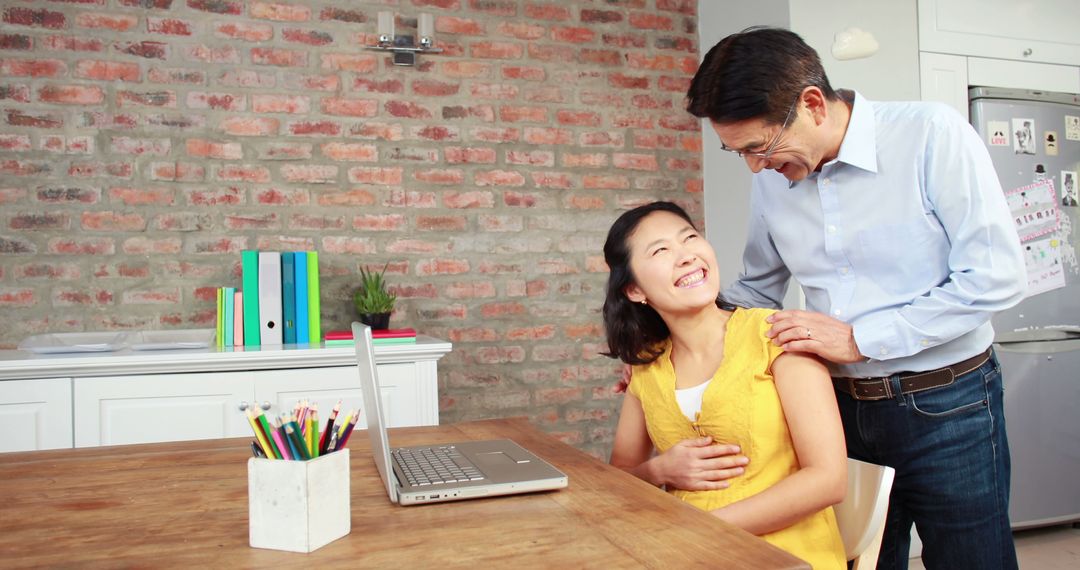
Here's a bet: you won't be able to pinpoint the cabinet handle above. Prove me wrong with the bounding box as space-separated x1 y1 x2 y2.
238 401 249 411
1023 48 1033 57
260 401 272 411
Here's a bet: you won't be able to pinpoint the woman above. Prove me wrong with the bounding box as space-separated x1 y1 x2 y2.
604 201 847 568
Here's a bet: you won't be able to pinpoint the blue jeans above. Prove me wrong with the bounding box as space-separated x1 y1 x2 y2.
837 350 1018 570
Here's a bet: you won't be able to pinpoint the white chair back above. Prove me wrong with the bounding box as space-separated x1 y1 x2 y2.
835 458 896 570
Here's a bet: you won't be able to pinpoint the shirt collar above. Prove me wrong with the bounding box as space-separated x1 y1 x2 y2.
832 89 878 174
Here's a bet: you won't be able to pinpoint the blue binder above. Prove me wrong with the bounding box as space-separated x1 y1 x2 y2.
294 251 309 344
281 252 296 345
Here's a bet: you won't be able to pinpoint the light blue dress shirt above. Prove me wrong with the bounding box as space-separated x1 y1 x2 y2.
723 91 1026 378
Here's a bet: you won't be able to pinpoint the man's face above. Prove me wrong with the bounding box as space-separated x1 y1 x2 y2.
710 107 822 183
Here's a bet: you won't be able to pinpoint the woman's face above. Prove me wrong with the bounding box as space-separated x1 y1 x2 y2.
623 210 722 315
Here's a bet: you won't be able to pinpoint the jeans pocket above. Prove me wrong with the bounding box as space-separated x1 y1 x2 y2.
909 375 990 418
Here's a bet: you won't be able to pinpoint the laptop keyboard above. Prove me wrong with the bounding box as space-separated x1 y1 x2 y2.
394 445 485 486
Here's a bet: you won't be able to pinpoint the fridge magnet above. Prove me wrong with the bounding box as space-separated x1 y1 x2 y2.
1062 171 1078 207
1044 131 1059 156
1066 115 1080 141
1023 237 1066 297
987 121 1009 146
1006 178 1060 241
1034 164 1047 182
1012 118 1036 154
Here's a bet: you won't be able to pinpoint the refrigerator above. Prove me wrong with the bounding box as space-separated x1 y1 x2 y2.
969 86 1080 530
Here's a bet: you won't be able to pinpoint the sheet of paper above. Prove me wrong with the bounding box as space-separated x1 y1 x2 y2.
1023 237 1066 297
1007 179 1060 241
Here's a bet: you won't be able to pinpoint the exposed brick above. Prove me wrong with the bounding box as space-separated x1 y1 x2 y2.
353 78 404 94
319 53 376 72
0 58 66 78
113 41 167 59
256 142 312 160
81 211 146 231
215 22 273 41
252 47 307 67
182 45 240 64
287 120 341 136
148 67 205 85
281 73 338 91
37 85 104 105
581 9 623 23
250 2 311 22
220 116 279 136
188 0 242 15
386 101 433 119
281 164 338 184
109 186 175 206
347 166 402 185
319 7 366 24
282 28 333 46
255 187 309 206
527 43 575 62
187 186 243 206
4 8 66 29
216 165 270 183
118 90 177 107
147 17 192 35
438 16 484 35
48 237 115 255
252 94 310 114
0 85 32 103
496 21 545 40
525 3 570 21
321 142 377 162
470 41 523 59
77 13 138 31
10 213 69 231
322 97 377 117
0 34 33 50
629 11 673 30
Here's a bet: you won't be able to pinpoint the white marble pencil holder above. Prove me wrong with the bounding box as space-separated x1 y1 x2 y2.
248 449 351 553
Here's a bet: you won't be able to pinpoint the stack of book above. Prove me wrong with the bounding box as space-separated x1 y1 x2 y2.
324 328 417 346
214 251 321 347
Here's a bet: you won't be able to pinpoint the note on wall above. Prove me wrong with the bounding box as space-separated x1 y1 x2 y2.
1023 237 1066 297
1006 179 1060 242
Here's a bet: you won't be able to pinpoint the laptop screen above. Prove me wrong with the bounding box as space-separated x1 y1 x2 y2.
352 321 399 503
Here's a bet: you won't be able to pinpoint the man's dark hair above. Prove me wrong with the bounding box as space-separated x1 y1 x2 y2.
686 26 837 124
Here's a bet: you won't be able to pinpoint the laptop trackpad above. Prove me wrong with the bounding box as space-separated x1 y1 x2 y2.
474 451 528 468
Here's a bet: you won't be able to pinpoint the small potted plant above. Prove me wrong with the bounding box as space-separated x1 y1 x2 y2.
353 263 396 330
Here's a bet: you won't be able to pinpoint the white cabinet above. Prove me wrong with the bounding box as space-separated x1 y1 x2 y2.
0 378 73 452
73 363 441 448
918 0 1080 67
0 337 452 450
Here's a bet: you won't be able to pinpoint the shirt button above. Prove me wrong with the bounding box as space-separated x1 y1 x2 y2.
879 347 889 356
823 177 831 185
920 339 930 347
833 309 842 316
827 225 837 234
840 267 849 275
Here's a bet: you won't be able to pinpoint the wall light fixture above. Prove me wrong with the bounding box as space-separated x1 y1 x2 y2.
366 11 442 67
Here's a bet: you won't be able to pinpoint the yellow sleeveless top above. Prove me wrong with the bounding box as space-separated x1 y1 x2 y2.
627 308 845 569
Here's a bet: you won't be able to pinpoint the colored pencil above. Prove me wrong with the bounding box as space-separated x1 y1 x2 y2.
268 417 292 460
284 421 310 460
255 410 282 459
276 417 301 460
336 412 359 451
319 401 341 454
244 409 274 459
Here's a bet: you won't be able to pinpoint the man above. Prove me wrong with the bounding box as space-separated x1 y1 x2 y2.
685 27 1026 570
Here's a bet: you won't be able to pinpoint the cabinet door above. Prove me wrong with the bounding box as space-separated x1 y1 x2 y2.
254 362 438 430
0 378 73 452
920 52 969 120
919 0 1080 66
73 372 253 447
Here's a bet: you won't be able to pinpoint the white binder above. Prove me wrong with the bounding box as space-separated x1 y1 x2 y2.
258 252 283 345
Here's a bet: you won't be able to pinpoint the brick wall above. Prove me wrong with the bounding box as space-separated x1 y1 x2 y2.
0 0 703 458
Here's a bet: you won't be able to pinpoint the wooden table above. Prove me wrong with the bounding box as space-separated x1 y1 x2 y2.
0 418 809 569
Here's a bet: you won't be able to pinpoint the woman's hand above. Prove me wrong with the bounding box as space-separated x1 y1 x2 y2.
654 437 748 491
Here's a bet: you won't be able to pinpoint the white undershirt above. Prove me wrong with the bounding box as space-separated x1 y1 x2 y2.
674 379 711 421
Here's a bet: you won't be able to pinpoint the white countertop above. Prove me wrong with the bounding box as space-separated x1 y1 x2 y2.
0 336 452 380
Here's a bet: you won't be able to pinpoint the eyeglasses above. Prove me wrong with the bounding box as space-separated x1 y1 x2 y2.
719 93 801 160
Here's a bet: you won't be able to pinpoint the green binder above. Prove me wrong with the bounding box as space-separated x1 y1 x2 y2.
241 250 261 346
307 251 320 344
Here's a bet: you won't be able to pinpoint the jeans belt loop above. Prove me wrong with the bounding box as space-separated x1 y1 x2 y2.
883 375 894 400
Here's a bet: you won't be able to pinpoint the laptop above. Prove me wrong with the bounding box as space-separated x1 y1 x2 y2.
352 322 568 505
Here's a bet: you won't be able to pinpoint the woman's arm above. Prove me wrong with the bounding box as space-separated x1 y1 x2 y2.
710 351 847 535
611 392 747 490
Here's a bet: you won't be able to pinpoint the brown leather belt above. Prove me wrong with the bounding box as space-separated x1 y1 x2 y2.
833 348 992 401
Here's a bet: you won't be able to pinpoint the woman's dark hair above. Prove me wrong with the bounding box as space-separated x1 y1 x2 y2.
686 26 837 125
601 201 736 365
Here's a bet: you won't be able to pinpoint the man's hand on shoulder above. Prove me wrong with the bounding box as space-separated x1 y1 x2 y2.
766 309 863 364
